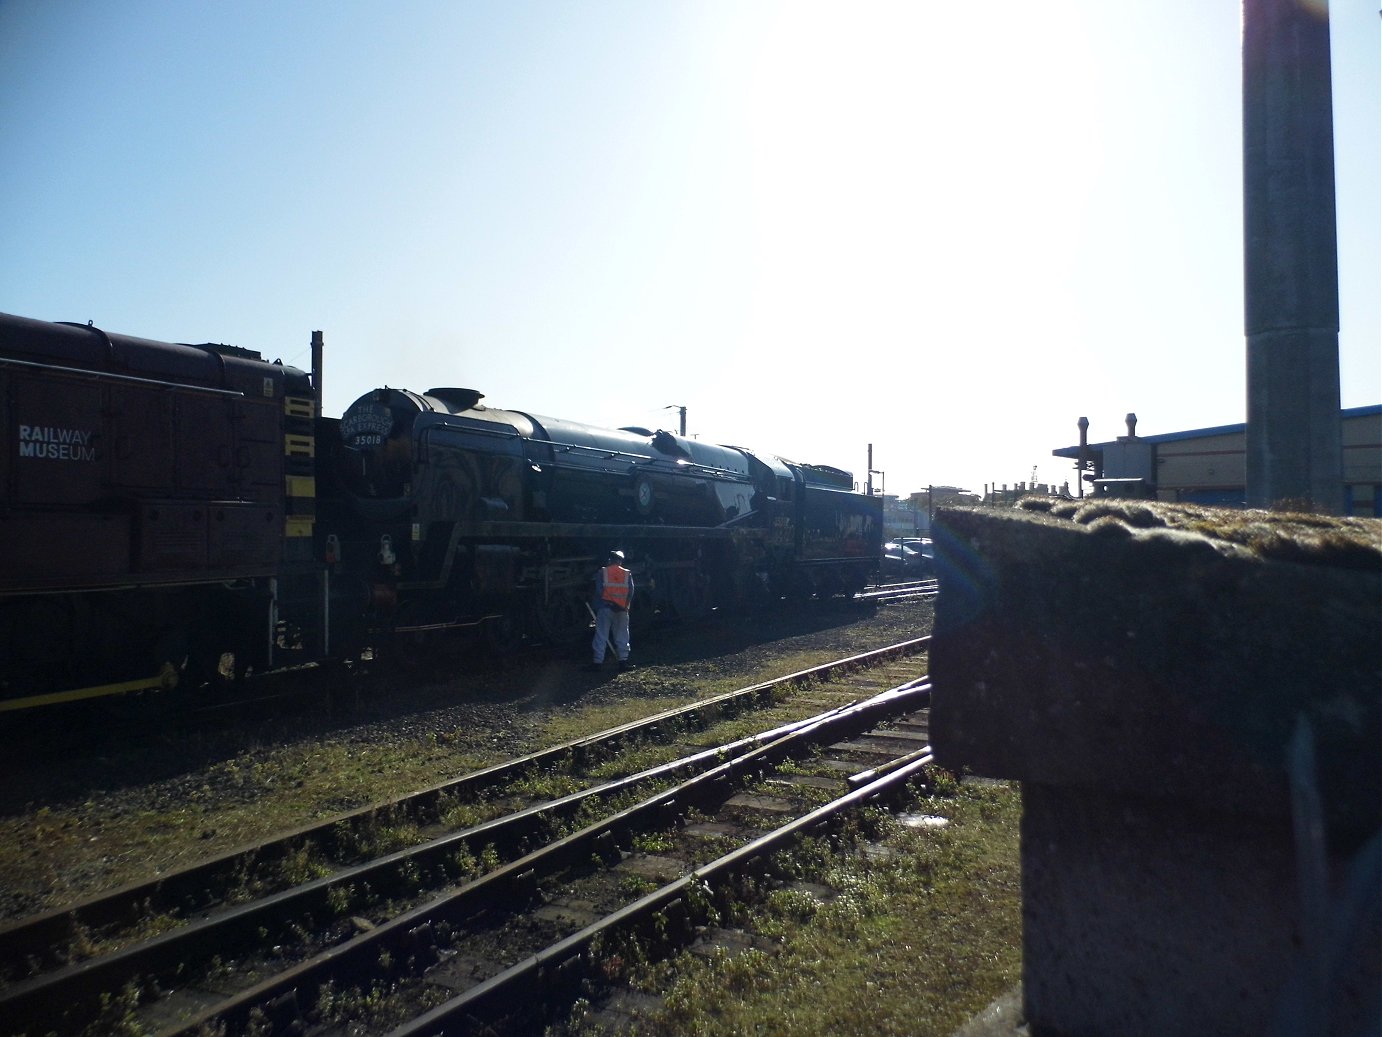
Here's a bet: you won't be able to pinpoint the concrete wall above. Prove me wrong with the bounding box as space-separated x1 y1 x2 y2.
930 500 1381 1035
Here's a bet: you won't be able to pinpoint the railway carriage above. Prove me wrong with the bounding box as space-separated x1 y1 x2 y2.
0 312 320 709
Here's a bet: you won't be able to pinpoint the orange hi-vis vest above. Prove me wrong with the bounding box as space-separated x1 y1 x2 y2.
600 564 632 609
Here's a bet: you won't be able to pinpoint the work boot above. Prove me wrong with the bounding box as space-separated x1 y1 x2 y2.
585 661 604 672
618 660 636 672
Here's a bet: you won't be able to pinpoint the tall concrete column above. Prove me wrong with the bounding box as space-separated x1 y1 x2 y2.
1243 0 1343 512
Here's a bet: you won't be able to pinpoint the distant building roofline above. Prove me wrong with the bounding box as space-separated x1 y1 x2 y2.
1052 404 1381 458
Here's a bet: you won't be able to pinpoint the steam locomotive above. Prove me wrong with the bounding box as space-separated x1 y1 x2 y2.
0 312 881 712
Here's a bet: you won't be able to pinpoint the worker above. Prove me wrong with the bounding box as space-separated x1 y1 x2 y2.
590 549 635 671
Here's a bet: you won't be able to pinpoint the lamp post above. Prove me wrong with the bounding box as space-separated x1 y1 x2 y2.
664 405 687 436
1077 416 1089 499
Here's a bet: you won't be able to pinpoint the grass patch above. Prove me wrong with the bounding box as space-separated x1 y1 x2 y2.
536 696 692 747
588 779 1021 1037
0 737 497 920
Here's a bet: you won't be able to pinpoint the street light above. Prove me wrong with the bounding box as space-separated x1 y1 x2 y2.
664 404 687 436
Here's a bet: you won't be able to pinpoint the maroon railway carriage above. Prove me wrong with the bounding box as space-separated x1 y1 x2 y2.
0 312 320 710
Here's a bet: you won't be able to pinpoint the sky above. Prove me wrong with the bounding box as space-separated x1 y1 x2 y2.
1 0 1377 497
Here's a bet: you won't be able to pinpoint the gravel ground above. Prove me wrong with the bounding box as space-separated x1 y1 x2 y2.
0 595 933 923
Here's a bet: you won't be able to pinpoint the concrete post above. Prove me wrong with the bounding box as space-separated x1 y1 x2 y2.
1243 0 1343 512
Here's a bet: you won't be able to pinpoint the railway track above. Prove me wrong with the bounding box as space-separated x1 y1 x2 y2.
389 683 933 1037
0 639 933 1036
857 578 938 603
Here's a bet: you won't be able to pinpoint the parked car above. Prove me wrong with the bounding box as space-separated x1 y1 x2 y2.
895 537 934 575
881 539 932 577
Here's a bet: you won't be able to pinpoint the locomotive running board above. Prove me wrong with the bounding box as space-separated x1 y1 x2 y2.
439 520 740 540
404 520 751 591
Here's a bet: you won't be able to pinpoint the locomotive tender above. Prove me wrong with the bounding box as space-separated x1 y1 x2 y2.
0 312 881 711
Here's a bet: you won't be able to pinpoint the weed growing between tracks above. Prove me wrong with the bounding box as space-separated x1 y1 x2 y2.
77 982 143 1037
561 777 1021 1037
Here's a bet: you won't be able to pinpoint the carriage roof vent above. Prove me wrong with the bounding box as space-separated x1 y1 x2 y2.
427 387 485 411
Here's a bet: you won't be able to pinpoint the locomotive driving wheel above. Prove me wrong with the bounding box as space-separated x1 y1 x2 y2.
532 591 588 648
669 575 710 621
482 612 526 655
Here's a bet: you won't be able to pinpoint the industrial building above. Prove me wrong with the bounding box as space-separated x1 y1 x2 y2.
1053 405 1382 516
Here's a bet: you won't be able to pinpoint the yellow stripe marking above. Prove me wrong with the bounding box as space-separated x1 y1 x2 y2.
0 664 179 712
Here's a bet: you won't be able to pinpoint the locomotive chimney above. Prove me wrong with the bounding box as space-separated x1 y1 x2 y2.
1125 412 1137 438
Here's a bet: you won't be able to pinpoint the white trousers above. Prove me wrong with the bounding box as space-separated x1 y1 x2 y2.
593 607 630 662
